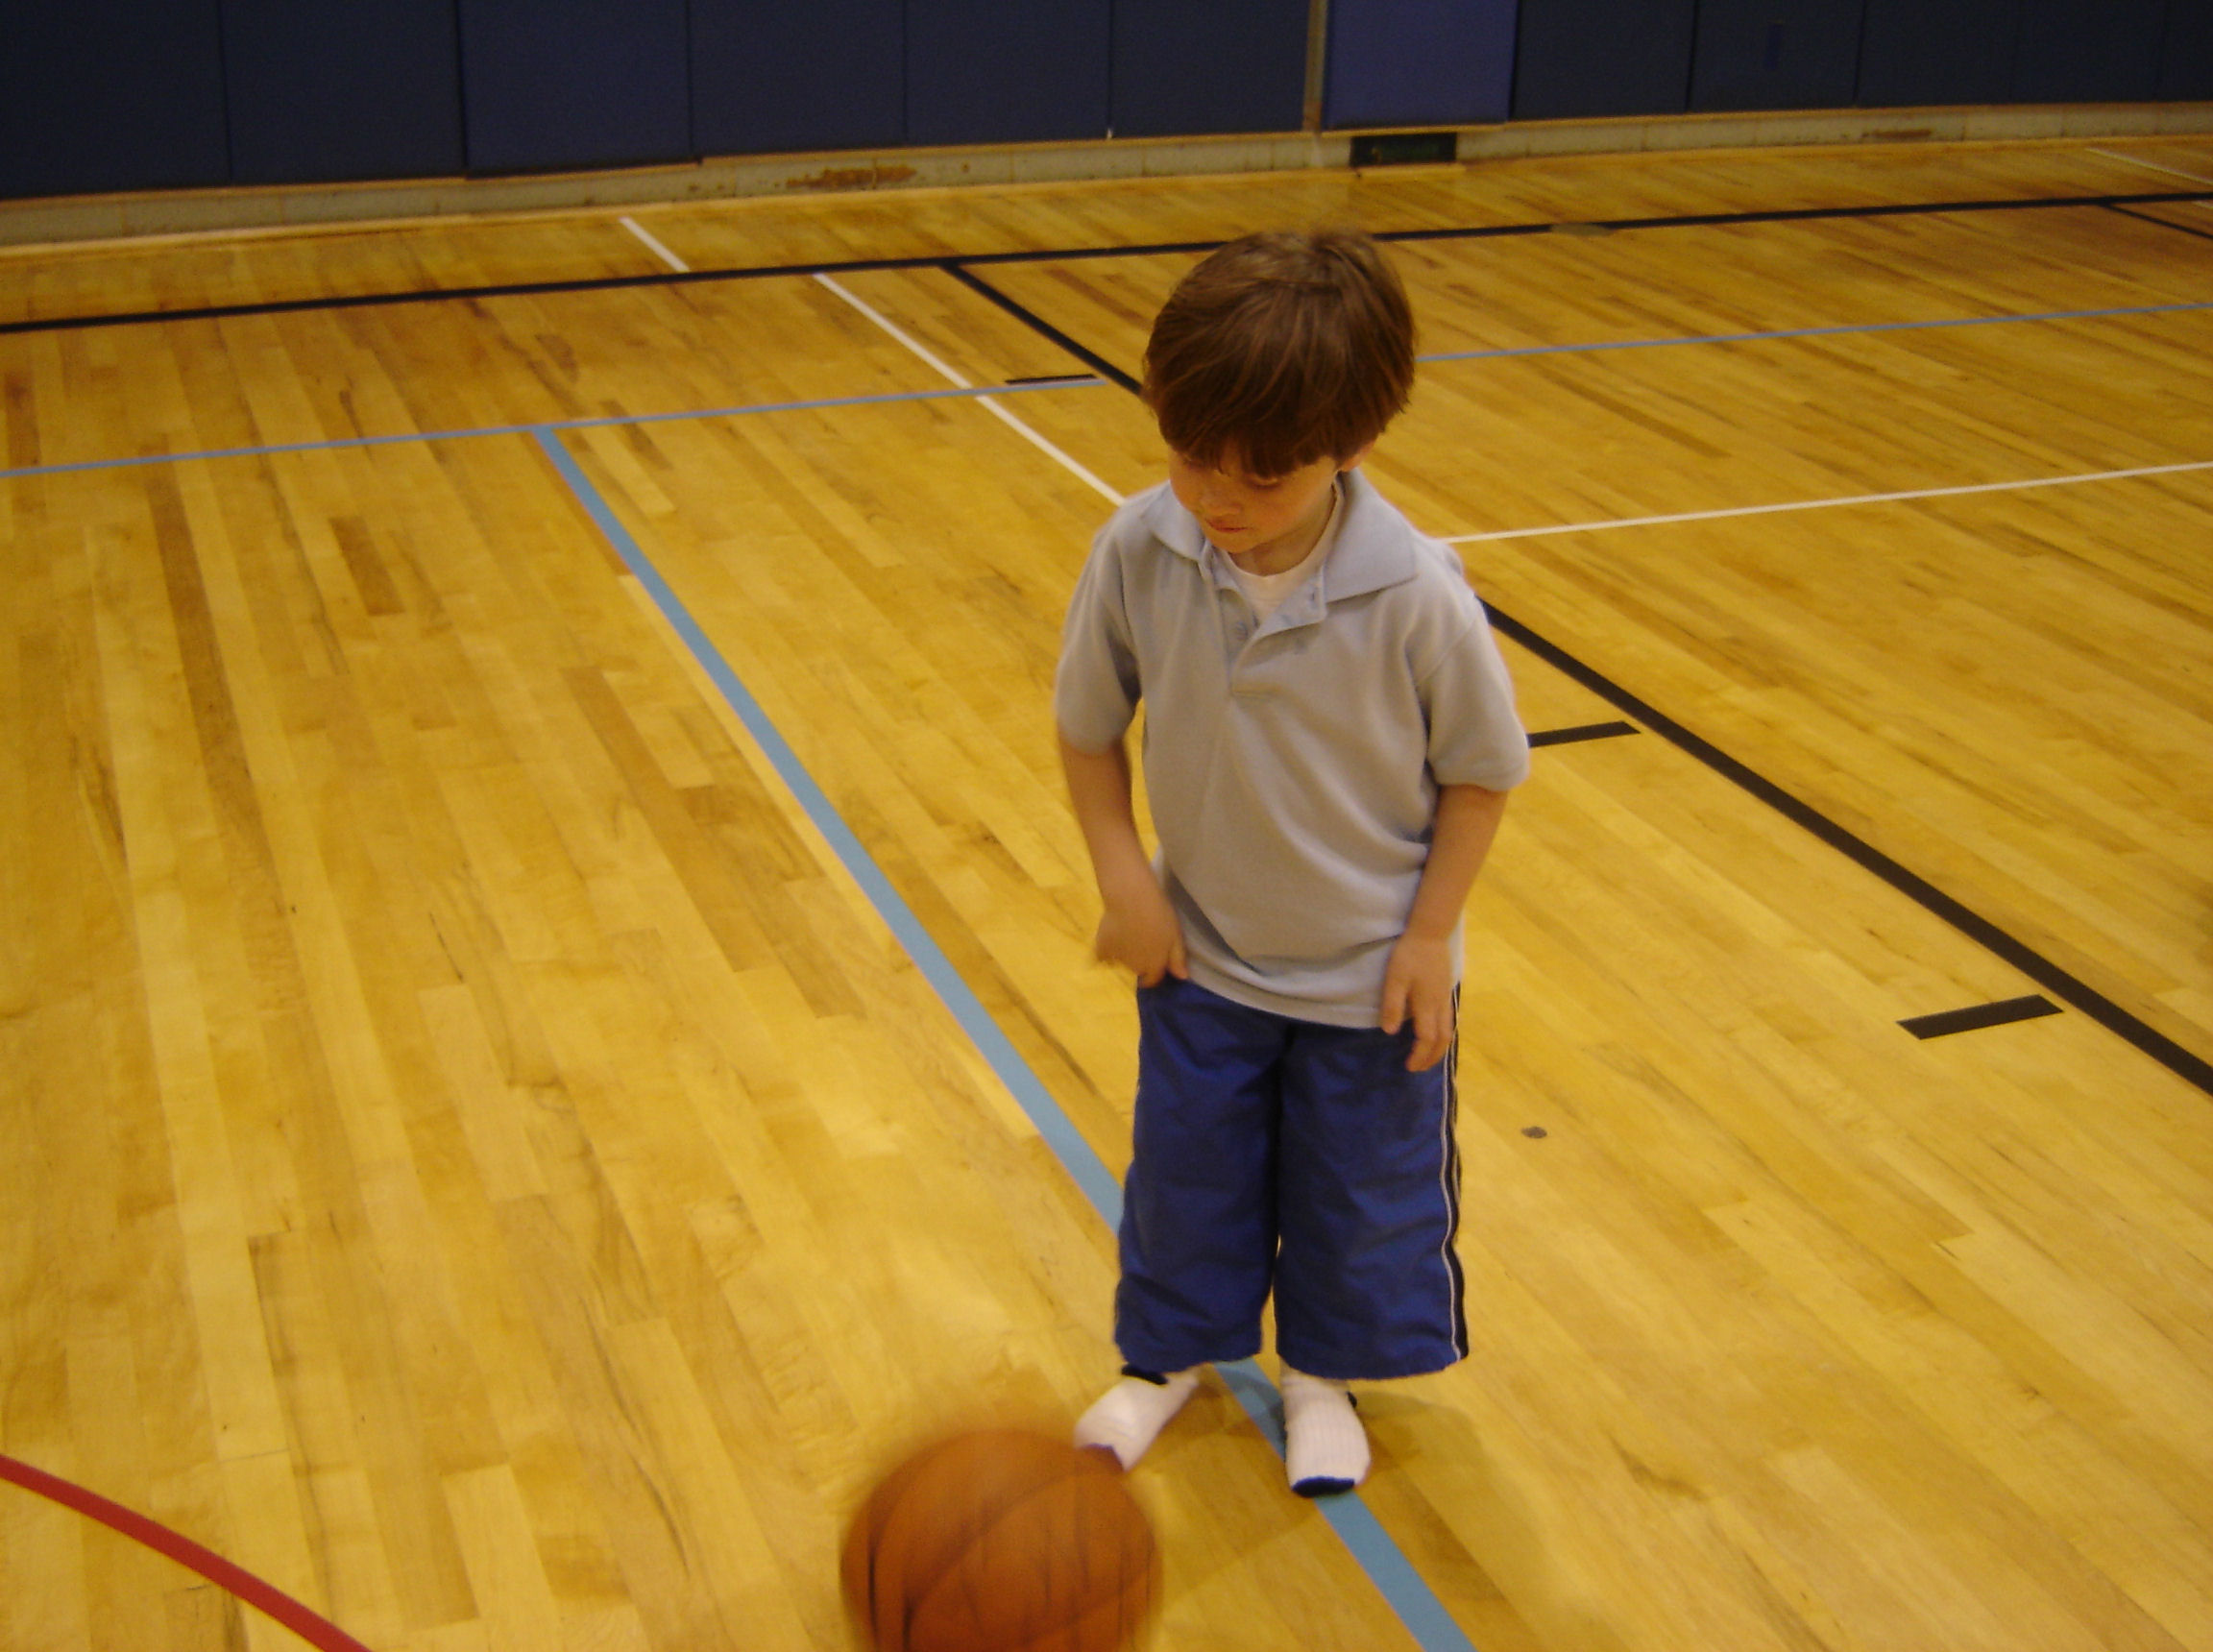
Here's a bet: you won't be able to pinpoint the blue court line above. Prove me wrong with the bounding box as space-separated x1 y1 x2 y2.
532 424 1485 1652
9 296 2211 486
532 426 1128 1223
0 377 1104 482
1421 296 2213 364
1214 1363 1478 1652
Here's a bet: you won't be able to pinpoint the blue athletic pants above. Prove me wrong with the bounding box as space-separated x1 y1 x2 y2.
1114 974 1468 1381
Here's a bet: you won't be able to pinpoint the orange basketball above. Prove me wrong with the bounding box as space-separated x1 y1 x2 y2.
842 1428 1160 1652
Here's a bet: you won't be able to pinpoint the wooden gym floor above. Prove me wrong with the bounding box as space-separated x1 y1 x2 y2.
3 134 2211 1652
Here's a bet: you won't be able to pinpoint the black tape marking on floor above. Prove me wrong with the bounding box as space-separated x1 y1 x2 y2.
939 264 1142 392
5 187 2208 339
1005 372 1104 386
1484 609 2212 1096
18 184 2212 1099
2104 202 2213 246
944 280 2213 1100
1529 720 1640 747
1900 995 2063 1040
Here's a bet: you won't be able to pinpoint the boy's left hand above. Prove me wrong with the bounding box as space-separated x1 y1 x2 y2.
1380 934 1455 1072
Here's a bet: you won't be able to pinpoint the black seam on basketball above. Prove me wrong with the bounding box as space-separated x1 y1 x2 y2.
901 1458 1145 1633
865 1535 886 1645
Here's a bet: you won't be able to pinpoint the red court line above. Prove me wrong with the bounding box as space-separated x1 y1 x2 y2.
0 1451 377 1652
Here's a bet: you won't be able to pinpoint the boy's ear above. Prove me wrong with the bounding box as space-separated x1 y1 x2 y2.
1338 440 1377 474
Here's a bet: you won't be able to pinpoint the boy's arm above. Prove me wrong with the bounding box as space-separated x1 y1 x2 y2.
1058 732 1189 987
1382 782 1509 1072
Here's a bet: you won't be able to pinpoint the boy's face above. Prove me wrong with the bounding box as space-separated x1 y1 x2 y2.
1166 444 1371 571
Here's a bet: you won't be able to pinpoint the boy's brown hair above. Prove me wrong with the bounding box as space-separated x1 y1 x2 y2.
1143 229 1416 480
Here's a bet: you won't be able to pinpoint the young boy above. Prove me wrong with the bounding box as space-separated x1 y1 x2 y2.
1053 229 1530 1496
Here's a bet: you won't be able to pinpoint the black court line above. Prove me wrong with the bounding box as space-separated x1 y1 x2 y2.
1528 720 1640 747
940 263 1142 393
0 255 931 338
2105 202 2213 246
4 186 2208 339
937 268 2213 1098
13 182 2211 1097
1900 995 2063 1040
1485 611 2212 1097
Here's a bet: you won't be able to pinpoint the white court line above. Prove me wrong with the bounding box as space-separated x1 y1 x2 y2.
2087 147 2213 194
815 274 973 386
620 215 691 273
814 273 1126 505
1446 458 2213 543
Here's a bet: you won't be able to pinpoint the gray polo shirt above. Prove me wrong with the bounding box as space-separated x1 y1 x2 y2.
1056 472 1530 1026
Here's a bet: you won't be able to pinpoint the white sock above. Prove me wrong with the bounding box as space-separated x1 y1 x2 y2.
1074 1368 1200 1470
1282 1369 1369 1496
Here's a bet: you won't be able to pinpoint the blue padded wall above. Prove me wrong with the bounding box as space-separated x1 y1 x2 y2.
0 0 230 199
222 0 464 184
1513 0 1695 119
2013 0 2168 100
459 0 692 174
906 0 1111 145
693 0 904 155
10 0 2211 205
1857 0 2021 106
1691 0 1867 111
2164 0 2213 98
1113 0 1307 137
1324 0 1518 128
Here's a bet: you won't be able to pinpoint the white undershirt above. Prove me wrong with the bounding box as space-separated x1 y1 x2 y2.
1225 482 1342 622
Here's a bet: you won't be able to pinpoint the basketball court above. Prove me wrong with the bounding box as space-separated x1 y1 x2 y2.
3 134 2211 1650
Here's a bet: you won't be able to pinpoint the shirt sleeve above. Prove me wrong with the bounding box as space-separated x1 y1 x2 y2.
1422 603 1532 792
1053 530 1143 753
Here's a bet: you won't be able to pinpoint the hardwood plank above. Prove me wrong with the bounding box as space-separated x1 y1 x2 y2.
7 140 2211 1652
8 135 2202 329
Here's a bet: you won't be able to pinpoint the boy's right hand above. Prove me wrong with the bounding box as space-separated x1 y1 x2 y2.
1095 872 1189 987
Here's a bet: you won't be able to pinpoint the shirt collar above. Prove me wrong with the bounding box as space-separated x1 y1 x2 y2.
1143 469 1418 600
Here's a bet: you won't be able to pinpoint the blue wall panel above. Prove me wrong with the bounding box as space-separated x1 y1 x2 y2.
1325 0 1517 128
459 0 692 174
693 0 904 155
1857 0 2021 106
0 0 230 199
223 0 463 184
2160 0 2213 99
10 0 2211 206
1692 0 1866 111
907 0 1110 145
1113 0 1306 137
2013 0 2167 100
1513 0 1695 119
